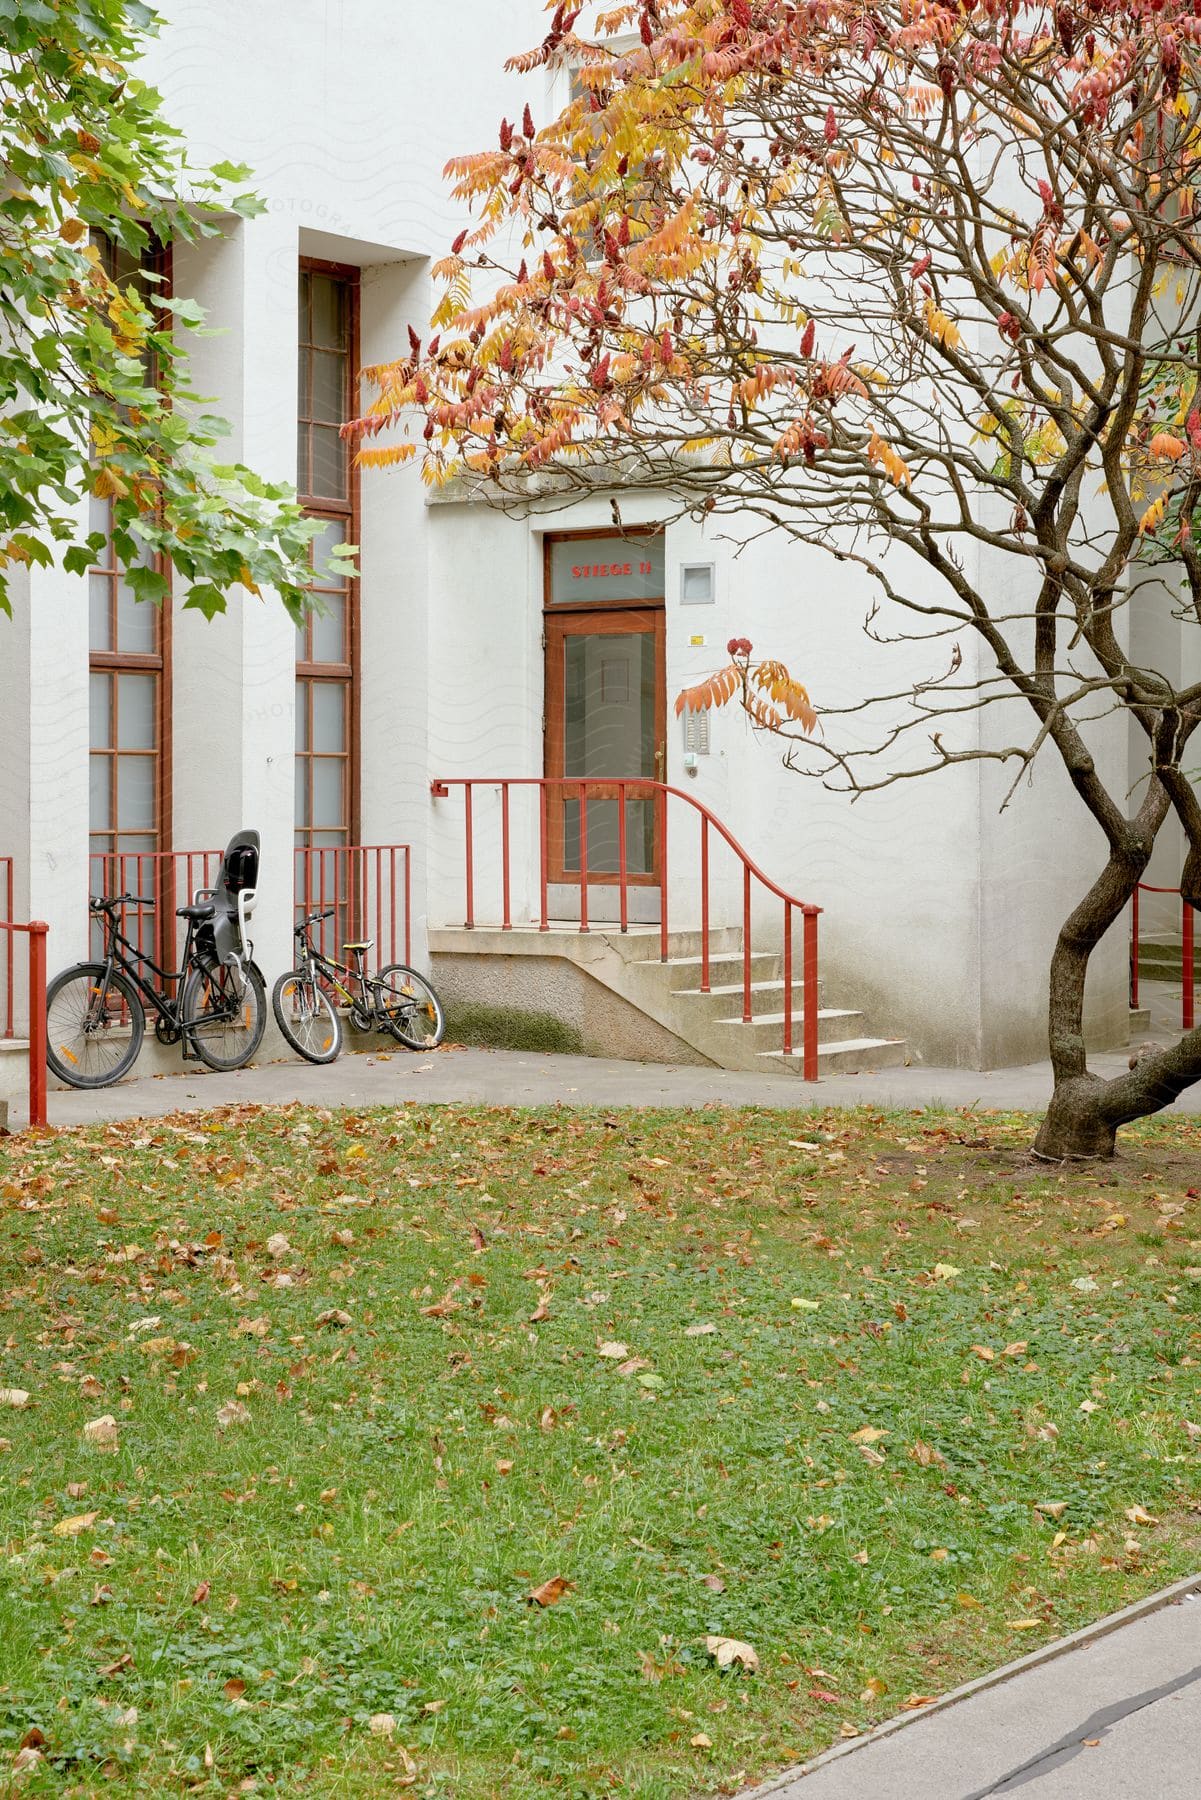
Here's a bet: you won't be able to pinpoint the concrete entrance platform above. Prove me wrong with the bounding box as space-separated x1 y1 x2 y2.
753 1579 1201 1799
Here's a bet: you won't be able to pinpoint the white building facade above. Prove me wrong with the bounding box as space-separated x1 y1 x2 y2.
1 0 1182 1084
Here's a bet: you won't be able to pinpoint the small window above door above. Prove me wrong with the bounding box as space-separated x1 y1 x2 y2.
546 532 665 606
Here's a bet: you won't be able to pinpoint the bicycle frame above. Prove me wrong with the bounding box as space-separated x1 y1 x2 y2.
91 907 240 1037
294 930 374 1015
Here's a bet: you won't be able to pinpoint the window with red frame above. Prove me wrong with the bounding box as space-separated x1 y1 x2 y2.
296 263 359 859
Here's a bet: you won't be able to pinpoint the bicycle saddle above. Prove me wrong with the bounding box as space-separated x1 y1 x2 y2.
343 939 374 953
177 901 215 922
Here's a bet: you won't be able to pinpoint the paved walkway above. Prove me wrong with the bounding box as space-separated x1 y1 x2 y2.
20 1029 1201 1129
753 1580 1201 1799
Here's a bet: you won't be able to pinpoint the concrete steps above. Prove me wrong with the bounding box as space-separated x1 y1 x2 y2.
429 921 908 1078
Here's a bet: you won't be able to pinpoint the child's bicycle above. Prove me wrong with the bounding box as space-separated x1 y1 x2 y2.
272 909 445 1064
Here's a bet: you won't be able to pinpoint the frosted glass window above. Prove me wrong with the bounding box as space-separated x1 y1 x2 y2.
117 673 156 749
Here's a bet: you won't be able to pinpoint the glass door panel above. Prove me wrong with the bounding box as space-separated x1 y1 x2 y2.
545 608 665 891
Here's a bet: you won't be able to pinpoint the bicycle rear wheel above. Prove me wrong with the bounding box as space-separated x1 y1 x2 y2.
182 961 267 1071
46 963 145 1089
273 970 342 1064
374 963 445 1050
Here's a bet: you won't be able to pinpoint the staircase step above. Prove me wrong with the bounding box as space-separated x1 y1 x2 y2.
716 1008 863 1046
761 1036 909 1074
659 954 779 984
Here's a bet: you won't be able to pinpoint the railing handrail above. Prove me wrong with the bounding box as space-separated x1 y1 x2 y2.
431 775 821 1077
430 777 821 917
0 917 48 1127
1130 880 1196 1031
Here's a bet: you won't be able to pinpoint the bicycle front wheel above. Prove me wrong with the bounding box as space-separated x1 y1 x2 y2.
273 970 343 1064
374 963 445 1050
182 961 267 1071
46 962 145 1089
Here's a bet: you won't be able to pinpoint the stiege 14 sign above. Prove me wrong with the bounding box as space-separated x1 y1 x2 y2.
548 533 665 605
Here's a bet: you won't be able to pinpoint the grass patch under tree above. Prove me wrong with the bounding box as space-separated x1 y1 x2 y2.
0 1103 1198 1796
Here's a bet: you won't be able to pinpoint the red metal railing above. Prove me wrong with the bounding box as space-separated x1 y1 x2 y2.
1 856 13 1039
1131 882 1197 1031
430 777 821 1078
0 916 48 1128
294 844 412 973
89 849 223 974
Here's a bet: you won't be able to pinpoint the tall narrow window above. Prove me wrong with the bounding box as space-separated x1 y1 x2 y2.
296 263 358 858
89 236 171 950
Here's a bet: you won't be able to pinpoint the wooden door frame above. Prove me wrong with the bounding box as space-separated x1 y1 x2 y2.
543 606 666 886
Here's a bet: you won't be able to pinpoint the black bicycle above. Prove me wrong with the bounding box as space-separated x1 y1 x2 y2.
47 893 267 1089
272 909 445 1064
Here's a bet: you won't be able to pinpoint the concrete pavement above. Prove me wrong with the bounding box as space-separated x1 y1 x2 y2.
751 1579 1201 1799
11 1008 1200 1130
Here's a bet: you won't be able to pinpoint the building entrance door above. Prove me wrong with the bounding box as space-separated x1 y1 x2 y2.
544 606 666 921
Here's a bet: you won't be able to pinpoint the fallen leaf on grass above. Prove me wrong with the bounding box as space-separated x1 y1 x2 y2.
192 1581 210 1606
932 1263 961 1282
83 1415 118 1448
700 1573 726 1593
690 1732 712 1748
368 1713 395 1737
53 1511 98 1537
0 1389 30 1409
1006 1619 1043 1631
1124 1505 1159 1526
1036 1502 1067 1519
529 1576 573 1607
706 1635 759 1673
216 1401 250 1430
222 1677 246 1700
529 1295 551 1324
861 1677 887 1701
598 1341 629 1359
266 1233 290 1259
850 1425 887 1444
909 1440 947 1468
858 1445 886 1468
957 1592 982 1609
235 1317 270 1338
791 1297 821 1311
316 1308 352 1328
684 1322 716 1336
616 1358 651 1376
970 1345 995 1362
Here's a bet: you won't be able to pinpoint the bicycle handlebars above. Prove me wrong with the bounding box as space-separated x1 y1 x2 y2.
90 893 154 911
295 909 336 930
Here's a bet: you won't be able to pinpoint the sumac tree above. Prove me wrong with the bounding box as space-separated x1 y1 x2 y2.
352 0 1201 1157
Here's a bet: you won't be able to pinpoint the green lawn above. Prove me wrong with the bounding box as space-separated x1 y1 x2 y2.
0 1103 1198 1796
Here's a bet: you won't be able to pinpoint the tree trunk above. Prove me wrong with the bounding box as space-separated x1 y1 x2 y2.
1033 1075 1118 1160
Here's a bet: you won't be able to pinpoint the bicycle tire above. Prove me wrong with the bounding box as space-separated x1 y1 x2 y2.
374 963 446 1050
182 961 267 1071
272 969 343 1064
46 962 145 1089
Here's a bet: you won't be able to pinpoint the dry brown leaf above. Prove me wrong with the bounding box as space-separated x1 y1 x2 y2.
1124 1505 1159 1526
706 1635 759 1673
690 1731 713 1748
316 1308 352 1328
616 1357 651 1376
222 1677 246 1700
700 1573 726 1593
529 1576 573 1607
236 1317 270 1338
53 1510 98 1537
909 1440 946 1468
0 1389 30 1409
970 1345 995 1362
858 1445 886 1468
597 1341 629 1359
529 1295 551 1324
216 1401 250 1430
1036 1501 1067 1519
850 1425 887 1444
684 1322 716 1337
192 1580 210 1606
266 1233 290 1259
83 1414 118 1448
368 1713 396 1737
